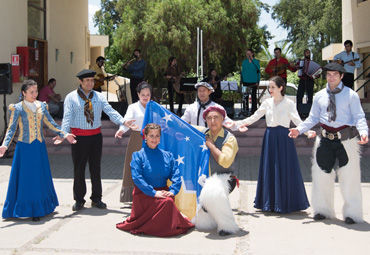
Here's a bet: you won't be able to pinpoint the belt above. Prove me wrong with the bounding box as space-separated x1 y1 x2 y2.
320 126 356 141
71 127 101 136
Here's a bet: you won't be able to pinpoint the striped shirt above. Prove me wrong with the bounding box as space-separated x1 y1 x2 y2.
61 87 124 133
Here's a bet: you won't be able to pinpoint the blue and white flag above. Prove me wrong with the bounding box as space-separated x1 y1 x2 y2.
142 101 210 218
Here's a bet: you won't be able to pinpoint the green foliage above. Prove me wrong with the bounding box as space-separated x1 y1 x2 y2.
271 0 342 65
93 0 272 91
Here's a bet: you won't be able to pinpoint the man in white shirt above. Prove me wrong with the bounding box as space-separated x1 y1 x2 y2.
181 82 233 127
289 63 368 224
333 40 361 89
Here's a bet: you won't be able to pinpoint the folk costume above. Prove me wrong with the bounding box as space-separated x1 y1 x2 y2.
116 145 194 237
2 101 65 218
61 69 124 209
235 97 310 213
119 101 146 202
193 106 240 236
296 63 368 223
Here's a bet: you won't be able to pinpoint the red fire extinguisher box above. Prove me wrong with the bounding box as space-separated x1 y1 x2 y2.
11 54 20 83
16 47 39 77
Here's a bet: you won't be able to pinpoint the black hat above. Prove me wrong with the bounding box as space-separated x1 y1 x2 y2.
76 69 96 80
324 63 346 73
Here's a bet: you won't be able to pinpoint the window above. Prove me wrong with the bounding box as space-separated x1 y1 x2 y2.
28 0 46 40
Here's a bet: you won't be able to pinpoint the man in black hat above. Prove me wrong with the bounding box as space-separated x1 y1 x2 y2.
289 62 368 224
55 69 125 211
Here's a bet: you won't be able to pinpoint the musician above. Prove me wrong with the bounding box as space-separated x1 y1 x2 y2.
295 49 315 116
201 69 223 102
181 82 234 127
90 56 111 92
333 40 361 89
265 47 296 85
241 49 260 114
165 57 185 115
123 49 147 103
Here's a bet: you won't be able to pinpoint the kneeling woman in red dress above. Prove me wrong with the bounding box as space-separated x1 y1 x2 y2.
116 123 194 237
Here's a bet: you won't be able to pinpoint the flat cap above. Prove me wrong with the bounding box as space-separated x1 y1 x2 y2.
76 69 96 79
324 62 346 73
194 82 214 92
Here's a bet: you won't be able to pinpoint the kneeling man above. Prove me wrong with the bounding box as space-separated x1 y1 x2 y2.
193 105 239 236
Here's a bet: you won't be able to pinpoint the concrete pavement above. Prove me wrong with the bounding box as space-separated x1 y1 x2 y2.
1 154 370 254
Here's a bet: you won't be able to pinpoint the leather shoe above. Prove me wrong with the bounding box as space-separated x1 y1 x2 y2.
219 230 232 236
32 217 40 222
91 201 107 209
345 217 356 224
72 202 85 211
313 213 326 221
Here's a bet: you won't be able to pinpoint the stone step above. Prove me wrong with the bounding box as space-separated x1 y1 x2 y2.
44 120 370 156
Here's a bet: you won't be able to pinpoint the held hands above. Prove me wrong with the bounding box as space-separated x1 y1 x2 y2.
359 135 369 145
53 133 77 145
0 146 7 158
154 190 174 198
307 130 316 138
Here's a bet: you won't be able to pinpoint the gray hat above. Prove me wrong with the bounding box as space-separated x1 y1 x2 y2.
194 82 214 92
76 69 96 80
324 63 346 73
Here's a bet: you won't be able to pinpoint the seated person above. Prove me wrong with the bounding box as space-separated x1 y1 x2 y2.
38 78 61 116
181 82 234 127
193 106 240 236
116 123 194 237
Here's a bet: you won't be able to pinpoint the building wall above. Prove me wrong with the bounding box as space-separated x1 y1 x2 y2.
0 0 90 132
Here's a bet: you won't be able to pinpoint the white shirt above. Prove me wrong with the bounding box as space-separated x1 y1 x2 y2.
333 51 361 74
24 100 39 113
235 97 303 128
297 83 369 137
119 101 146 133
181 100 234 127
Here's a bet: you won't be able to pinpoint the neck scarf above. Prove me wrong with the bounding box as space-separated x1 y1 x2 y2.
326 83 344 122
197 98 212 126
77 87 94 126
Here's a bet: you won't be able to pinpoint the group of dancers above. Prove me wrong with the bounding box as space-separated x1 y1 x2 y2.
0 48 368 237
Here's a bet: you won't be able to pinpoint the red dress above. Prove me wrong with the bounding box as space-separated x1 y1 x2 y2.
116 186 194 237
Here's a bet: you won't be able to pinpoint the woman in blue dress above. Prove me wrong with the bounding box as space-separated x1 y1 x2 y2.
226 76 315 213
0 80 75 221
116 123 194 237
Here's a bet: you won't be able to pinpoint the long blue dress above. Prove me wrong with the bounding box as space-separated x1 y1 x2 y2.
2 101 65 218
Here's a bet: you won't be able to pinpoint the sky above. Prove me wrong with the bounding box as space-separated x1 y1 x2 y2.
88 0 286 53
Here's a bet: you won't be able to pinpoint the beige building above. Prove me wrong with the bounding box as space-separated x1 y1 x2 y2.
322 0 370 108
0 0 112 133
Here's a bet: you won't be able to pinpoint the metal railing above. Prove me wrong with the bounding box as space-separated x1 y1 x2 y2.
355 53 370 93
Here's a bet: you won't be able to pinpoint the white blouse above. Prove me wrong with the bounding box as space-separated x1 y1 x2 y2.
119 101 146 133
235 97 303 128
23 100 40 113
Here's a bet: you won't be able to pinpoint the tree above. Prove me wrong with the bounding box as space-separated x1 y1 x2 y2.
93 0 272 89
271 0 342 65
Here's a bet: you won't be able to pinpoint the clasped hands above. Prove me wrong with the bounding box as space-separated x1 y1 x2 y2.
155 190 174 198
53 133 77 145
115 119 138 138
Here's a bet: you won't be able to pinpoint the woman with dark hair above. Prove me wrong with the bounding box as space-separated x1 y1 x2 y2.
226 76 315 213
116 123 194 237
201 69 223 102
116 81 152 202
165 57 185 115
0 80 75 221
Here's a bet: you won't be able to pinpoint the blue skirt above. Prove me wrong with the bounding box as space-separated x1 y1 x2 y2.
254 126 309 213
2 140 59 218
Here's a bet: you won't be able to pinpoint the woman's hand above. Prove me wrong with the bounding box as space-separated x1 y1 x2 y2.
154 190 174 198
0 146 7 158
115 130 124 138
125 119 139 130
53 135 64 145
238 124 249 132
223 121 235 129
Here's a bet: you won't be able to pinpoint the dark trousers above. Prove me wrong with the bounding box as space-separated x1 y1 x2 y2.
342 73 354 89
297 78 314 113
71 133 103 203
130 77 143 103
242 82 257 114
167 81 184 114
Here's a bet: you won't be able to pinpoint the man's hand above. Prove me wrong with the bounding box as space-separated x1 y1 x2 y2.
358 135 369 145
288 128 300 138
348 61 356 66
205 136 215 148
307 130 316 138
65 134 77 144
115 130 124 138
125 119 139 130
